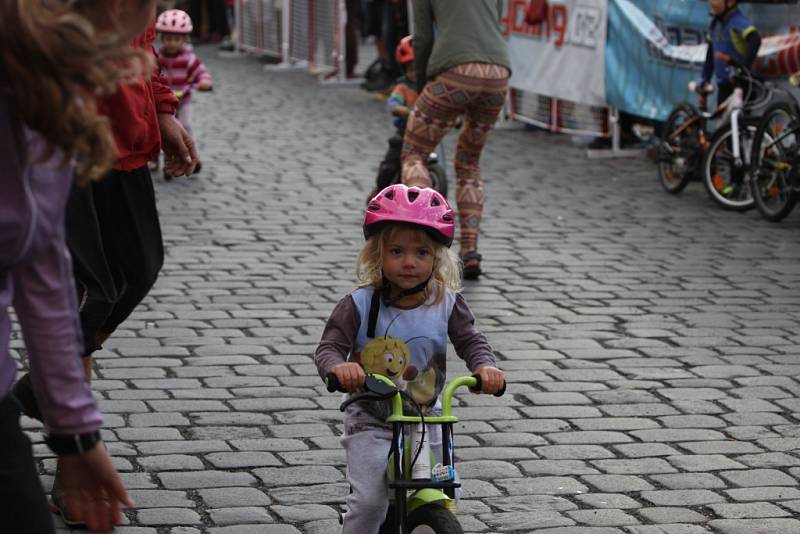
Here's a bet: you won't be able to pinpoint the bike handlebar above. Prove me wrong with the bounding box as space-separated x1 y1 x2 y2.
688 80 715 96
325 372 506 399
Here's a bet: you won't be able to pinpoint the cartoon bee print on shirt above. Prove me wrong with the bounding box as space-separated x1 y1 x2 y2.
360 336 412 384
354 311 447 413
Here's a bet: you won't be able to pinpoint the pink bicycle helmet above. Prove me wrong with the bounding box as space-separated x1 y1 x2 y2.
156 9 193 34
395 35 414 65
364 185 455 247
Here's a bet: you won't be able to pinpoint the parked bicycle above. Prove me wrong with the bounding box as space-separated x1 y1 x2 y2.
657 81 715 194
749 73 800 221
327 372 505 534
658 66 772 211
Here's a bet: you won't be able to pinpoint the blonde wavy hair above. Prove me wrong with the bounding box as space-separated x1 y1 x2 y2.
0 0 156 181
357 223 462 304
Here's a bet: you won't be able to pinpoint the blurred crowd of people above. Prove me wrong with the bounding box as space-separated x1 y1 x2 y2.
346 0 410 91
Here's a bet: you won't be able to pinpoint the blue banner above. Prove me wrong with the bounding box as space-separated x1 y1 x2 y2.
606 0 800 121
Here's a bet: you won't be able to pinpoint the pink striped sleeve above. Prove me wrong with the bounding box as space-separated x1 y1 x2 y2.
186 52 212 86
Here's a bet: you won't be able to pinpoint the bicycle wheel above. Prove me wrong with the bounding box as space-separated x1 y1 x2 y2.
750 102 799 221
702 120 757 211
658 103 702 194
407 503 463 534
427 162 448 199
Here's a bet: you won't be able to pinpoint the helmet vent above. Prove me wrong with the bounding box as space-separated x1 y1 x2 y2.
384 190 394 200
368 203 380 211
442 213 453 222
430 197 440 207
408 190 419 203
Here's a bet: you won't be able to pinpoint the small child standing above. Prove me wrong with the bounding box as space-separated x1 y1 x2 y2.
315 185 504 534
387 35 418 131
156 9 212 135
370 36 419 200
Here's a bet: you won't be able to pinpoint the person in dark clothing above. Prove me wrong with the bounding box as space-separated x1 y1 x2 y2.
188 0 229 43
701 0 762 105
11 6 201 529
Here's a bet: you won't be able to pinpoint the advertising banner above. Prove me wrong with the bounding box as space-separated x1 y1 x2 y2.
606 0 800 121
502 0 608 107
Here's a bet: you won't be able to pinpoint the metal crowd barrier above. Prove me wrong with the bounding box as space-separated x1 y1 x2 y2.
236 0 346 81
510 89 609 138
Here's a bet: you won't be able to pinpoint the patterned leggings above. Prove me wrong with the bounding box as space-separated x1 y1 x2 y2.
401 62 509 253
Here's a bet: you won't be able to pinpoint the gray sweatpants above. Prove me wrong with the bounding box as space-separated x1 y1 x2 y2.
340 406 450 534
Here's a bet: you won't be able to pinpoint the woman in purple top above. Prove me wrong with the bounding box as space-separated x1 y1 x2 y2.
0 0 158 531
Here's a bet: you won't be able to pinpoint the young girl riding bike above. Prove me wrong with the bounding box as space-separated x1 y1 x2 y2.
315 184 504 534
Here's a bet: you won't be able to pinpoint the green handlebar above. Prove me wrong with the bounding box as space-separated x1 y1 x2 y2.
441 376 477 418
371 373 405 416
370 373 478 421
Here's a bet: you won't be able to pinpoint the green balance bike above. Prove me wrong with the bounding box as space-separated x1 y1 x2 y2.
326 373 506 534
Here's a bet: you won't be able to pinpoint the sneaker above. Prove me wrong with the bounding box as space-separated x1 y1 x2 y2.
50 466 87 528
11 372 43 422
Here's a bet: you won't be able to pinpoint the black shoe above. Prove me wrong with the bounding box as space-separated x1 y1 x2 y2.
588 137 611 150
360 71 394 92
12 372 43 422
460 251 483 280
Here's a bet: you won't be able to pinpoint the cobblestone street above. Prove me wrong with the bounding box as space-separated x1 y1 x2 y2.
37 46 800 533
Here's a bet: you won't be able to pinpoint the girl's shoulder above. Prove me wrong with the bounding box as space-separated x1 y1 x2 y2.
350 286 376 310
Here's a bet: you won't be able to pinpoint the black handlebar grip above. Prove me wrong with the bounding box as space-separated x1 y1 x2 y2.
325 373 342 393
472 375 507 397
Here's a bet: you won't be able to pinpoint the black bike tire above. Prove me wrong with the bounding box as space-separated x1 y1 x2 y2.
749 101 799 222
702 120 758 211
407 503 463 534
428 163 448 199
658 102 701 194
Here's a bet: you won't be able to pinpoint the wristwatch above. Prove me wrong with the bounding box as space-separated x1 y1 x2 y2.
45 431 102 455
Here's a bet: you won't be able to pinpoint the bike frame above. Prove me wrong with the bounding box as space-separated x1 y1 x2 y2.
376 373 477 534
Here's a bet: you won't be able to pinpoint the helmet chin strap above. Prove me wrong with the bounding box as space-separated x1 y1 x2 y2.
366 276 431 338
381 275 430 306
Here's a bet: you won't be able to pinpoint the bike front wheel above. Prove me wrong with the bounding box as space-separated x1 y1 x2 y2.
702 121 757 211
749 102 799 221
407 503 463 534
658 103 702 194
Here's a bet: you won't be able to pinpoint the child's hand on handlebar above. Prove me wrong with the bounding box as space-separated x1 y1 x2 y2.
688 80 714 95
475 366 505 395
331 363 366 393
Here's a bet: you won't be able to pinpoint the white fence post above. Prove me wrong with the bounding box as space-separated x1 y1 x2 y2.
281 0 291 65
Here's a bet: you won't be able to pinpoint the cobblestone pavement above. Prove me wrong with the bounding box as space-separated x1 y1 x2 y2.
25 46 800 534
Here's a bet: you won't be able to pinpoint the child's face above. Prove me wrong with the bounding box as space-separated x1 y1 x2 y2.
708 0 731 16
382 227 436 295
161 33 187 54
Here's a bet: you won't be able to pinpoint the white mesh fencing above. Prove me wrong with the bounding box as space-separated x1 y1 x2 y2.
236 0 284 59
289 0 343 74
236 0 346 77
510 88 609 138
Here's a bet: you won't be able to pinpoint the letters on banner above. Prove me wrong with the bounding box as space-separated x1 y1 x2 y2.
501 0 608 107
